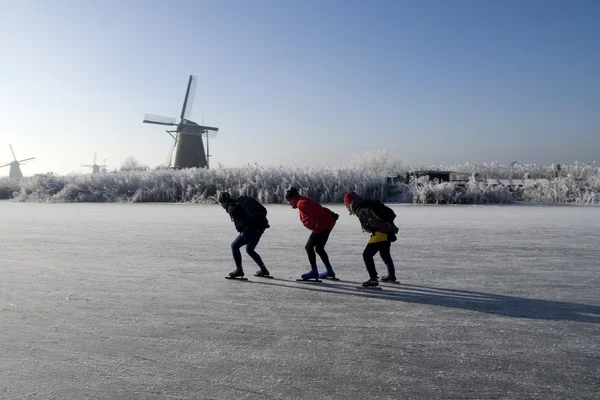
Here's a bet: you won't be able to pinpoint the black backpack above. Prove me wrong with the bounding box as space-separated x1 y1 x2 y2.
373 202 396 224
363 199 398 234
237 196 269 228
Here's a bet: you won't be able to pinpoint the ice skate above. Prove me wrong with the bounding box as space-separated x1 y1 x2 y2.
357 279 382 290
254 266 273 279
296 268 322 283
380 275 399 284
319 269 339 281
225 267 247 281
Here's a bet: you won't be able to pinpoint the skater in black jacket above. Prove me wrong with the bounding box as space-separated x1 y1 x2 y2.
218 192 270 279
344 191 399 288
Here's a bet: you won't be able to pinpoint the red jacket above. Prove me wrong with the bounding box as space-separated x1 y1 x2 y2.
292 196 336 233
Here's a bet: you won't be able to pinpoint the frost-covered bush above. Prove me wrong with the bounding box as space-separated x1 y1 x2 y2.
8 157 600 205
13 165 389 204
521 176 599 204
0 177 21 199
409 175 515 204
415 161 600 182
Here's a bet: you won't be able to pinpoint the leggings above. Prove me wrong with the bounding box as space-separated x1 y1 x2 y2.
305 230 333 269
363 240 395 280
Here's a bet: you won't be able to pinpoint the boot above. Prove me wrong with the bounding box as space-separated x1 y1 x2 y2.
300 268 319 280
380 275 397 283
319 268 336 279
229 267 244 278
361 279 379 288
255 266 270 277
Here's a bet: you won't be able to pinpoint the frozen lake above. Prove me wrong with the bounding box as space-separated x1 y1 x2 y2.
1 201 599 399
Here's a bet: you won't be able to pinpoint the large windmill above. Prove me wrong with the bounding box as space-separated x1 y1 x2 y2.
0 145 35 179
143 75 219 169
81 153 107 174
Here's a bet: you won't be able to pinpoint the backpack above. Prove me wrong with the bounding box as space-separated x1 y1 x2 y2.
363 200 398 234
373 202 396 224
237 196 269 228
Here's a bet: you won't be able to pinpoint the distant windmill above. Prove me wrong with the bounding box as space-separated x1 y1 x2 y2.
0 145 35 179
81 153 107 174
143 75 219 169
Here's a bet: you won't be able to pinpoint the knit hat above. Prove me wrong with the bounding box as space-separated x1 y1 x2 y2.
285 187 299 200
218 192 231 203
343 191 356 205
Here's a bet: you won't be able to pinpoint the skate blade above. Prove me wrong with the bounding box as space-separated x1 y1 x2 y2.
356 286 382 290
254 274 274 279
296 278 322 283
225 277 248 281
322 277 340 281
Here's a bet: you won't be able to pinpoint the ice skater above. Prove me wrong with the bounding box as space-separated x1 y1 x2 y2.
284 187 339 281
343 191 399 289
218 192 271 280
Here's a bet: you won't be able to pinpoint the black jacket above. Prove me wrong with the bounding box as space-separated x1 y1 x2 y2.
226 200 267 233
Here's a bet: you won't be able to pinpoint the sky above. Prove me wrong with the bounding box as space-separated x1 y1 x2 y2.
1 0 599 176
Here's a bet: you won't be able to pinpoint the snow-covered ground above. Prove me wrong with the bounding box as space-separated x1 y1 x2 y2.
1 201 599 399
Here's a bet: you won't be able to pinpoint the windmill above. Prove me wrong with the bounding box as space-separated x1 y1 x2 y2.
0 145 35 179
81 153 107 174
143 75 219 169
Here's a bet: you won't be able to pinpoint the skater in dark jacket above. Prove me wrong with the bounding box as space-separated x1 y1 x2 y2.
285 187 339 280
218 192 270 279
344 191 399 288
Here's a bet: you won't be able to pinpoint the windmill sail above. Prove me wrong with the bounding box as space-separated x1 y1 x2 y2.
180 75 197 121
143 114 177 126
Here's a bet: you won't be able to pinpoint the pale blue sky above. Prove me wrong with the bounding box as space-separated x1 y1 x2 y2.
1 0 599 175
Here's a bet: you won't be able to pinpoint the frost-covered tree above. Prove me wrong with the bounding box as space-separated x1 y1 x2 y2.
120 157 148 172
350 150 403 176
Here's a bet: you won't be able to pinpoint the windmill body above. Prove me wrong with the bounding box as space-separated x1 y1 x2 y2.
0 145 35 179
81 153 107 174
143 75 219 169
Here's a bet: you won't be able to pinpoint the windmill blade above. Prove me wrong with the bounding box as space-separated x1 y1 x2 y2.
166 133 178 167
19 157 35 164
143 114 177 126
1 162 12 168
93 153 97 165
9 145 17 161
81 164 94 167
180 75 197 121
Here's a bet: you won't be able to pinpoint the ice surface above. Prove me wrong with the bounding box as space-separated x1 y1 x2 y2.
1 201 599 399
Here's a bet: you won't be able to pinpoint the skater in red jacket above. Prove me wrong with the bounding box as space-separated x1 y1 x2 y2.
285 187 339 280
